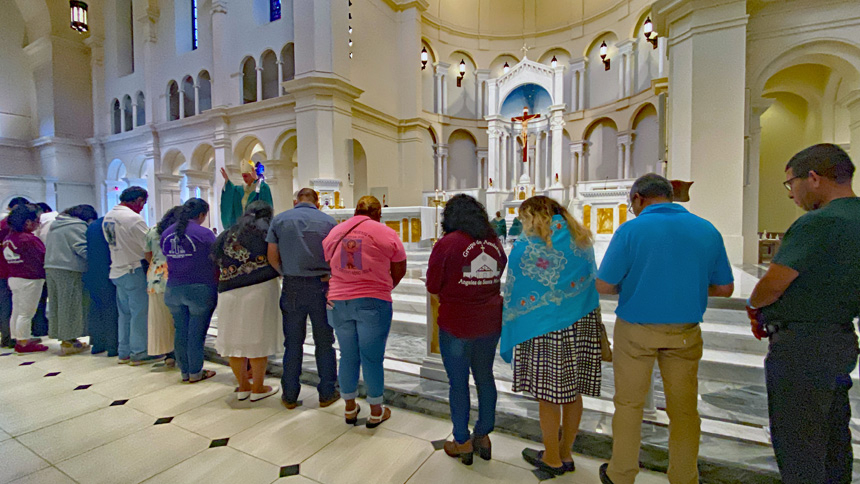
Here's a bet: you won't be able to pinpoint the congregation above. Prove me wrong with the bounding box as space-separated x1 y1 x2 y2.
1 144 859 484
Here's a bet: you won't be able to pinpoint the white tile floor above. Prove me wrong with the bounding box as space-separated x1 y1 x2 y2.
0 343 671 484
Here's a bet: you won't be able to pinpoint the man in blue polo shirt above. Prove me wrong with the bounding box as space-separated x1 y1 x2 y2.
267 188 339 409
595 174 734 484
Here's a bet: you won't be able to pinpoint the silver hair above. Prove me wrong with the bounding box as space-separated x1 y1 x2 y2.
630 173 674 200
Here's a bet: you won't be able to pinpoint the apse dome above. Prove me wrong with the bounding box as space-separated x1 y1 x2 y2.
424 0 628 37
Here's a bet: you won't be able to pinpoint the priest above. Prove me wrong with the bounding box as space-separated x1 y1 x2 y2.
220 161 273 229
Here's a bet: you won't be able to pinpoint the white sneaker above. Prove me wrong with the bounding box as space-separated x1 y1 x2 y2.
250 384 280 402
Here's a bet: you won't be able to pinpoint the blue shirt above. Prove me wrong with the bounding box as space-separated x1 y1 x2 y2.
266 203 337 277
598 203 733 324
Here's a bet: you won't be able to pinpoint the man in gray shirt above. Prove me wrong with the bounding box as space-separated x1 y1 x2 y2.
267 188 339 408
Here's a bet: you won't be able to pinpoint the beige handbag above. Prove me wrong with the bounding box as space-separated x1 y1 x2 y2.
600 323 613 362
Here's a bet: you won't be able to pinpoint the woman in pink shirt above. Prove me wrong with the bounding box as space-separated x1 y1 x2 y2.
323 196 407 429
2 204 48 353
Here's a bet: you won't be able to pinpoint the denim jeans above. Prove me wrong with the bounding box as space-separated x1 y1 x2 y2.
280 276 338 403
439 329 500 443
327 298 392 405
112 268 149 360
164 284 217 379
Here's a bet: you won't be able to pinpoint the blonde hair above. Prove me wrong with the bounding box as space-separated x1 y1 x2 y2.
519 196 593 249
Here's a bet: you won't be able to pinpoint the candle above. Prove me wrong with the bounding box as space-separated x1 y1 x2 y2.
435 189 439 201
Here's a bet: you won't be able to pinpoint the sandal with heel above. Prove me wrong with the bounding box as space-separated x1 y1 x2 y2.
366 406 391 429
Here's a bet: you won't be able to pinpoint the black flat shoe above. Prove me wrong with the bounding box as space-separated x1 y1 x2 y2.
599 463 615 484
522 448 566 476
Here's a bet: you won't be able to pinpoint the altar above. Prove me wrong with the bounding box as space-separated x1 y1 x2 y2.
324 206 439 250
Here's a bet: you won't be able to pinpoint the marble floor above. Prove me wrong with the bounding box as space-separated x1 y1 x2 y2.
0 342 671 484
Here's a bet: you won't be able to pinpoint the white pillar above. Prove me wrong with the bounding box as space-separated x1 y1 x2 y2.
194 84 200 115
477 70 490 117
131 103 138 129
210 1 231 108
437 145 449 190
442 76 449 115
434 146 442 189
656 0 748 262
501 133 509 190
570 59 586 112
535 132 543 191
433 63 447 114
570 141 584 198
476 148 488 189
179 90 186 118
617 40 636 99
742 99 773 264
277 61 284 95
550 106 565 188
658 37 668 79
256 66 263 102
616 134 627 179
845 91 860 195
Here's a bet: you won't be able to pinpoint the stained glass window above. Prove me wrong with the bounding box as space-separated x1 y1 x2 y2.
270 0 282 21
191 0 199 50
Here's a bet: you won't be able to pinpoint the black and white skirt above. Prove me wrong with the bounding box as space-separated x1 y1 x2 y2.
512 308 602 404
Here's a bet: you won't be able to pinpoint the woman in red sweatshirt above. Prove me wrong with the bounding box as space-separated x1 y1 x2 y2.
2 204 48 353
425 194 507 465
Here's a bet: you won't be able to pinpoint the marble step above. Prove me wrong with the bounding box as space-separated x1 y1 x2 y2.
393 278 427 296
392 293 426 315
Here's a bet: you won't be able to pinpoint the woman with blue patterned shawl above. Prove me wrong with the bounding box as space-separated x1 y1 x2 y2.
501 196 603 476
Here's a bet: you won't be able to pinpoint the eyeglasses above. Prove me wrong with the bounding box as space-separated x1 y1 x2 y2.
783 175 803 191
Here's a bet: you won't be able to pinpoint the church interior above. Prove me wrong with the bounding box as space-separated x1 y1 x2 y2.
1 0 860 482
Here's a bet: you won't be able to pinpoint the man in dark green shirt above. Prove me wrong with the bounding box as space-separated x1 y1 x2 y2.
491 211 507 243
749 144 860 484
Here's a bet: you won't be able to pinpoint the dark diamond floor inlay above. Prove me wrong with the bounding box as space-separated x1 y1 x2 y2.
19 361 35 366
44 372 60 377
279 464 300 478
431 439 446 451
110 399 129 406
154 417 174 425
74 384 91 390
209 438 229 448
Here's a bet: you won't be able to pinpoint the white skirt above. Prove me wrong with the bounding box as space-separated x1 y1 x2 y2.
215 278 283 358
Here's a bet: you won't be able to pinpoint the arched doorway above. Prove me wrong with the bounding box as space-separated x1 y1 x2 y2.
351 139 368 207
447 130 478 189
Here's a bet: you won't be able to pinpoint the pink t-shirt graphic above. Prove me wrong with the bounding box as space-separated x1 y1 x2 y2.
323 216 407 302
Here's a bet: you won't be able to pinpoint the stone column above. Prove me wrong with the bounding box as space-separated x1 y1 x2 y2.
486 116 503 193
433 64 446 114
179 90 186 118
535 131 543 191
570 141 585 199
655 0 748 262
256 67 263 102
617 40 636 99
156 174 183 215
550 105 566 188
477 70 491 117
569 58 587 112
194 84 200 115
90 141 108 213
183 169 215 225
617 132 633 178
212 131 232 231
501 133 509 191
131 102 138 129
440 146 449 190
277 61 284 95
742 99 773 264
442 76 449 116
845 91 860 195
434 145 442 189
658 37 668 78
476 148 488 189
210 1 232 108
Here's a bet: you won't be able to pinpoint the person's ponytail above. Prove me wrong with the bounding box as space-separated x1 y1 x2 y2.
174 198 209 239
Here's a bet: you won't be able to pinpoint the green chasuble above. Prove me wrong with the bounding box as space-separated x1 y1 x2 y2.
220 179 273 228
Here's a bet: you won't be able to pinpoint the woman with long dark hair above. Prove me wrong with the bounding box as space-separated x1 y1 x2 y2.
502 196 601 476
212 201 282 402
144 206 182 367
161 198 218 383
425 194 507 465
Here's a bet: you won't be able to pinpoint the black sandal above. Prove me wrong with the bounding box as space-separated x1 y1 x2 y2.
366 406 391 429
345 404 361 425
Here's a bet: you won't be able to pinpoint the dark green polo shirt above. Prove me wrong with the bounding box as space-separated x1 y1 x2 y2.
762 197 860 325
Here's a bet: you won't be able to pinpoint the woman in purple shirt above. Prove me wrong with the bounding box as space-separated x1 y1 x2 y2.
161 198 218 383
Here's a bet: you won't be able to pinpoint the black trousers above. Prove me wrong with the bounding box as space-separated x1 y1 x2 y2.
31 284 48 337
765 323 859 484
0 279 11 346
279 276 338 404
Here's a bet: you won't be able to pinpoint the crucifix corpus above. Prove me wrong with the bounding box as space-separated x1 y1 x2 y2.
512 106 540 163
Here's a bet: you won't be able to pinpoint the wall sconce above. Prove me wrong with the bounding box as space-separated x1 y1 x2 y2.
348 25 353 34
503 62 510 74
457 59 466 87
348 39 353 47
643 17 658 49
551 55 558 68
349 52 353 59
70 1 89 33
421 47 428 70
599 41 610 71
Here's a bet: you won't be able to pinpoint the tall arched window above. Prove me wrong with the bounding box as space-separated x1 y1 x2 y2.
197 71 212 112
242 57 257 104
167 81 180 121
136 92 145 126
182 76 195 117
122 95 133 132
191 0 199 50
270 0 281 21
111 99 121 134
261 50 278 100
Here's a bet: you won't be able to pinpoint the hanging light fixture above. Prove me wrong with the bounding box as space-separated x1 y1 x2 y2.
457 59 466 87
70 1 89 33
348 25 353 34
349 52 353 59
503 61 510 74
551 55 558 68
643 17 658 49
421 47 429 70
348 39 353 47
599 41 610 71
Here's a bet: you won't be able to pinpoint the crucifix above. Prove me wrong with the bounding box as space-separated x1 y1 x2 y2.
512 106 540 164
520 43 531 59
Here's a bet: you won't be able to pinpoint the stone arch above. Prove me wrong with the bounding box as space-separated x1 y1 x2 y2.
583 31 620 59
752 39 860 98
167 80 180 121
161 149 187 175
111 99 121 134
447 129 479 189
351 139 368 206
630 6 655 40
586 32 620 108
280 43 295 94
421 39 437 112
241 56 257 104
583 117 619 181
261 49 279 100
538 47 571 66
182 76 195 117
197 70 212 112
106 159 129 209
191 143 215 172
272 130 299 205
631 104 659 178
447 50 479 118
234 135 266 167
122 95 133 131
490 53 520 78
135 91 146 126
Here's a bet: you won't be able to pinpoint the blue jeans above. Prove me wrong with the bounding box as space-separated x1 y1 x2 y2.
164 284 217 379
112 268 149 360
327 298 392 405
439 329 500 444
280 276 338 404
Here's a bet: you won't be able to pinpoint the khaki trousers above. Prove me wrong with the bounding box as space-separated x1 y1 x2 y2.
607 318 703 484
